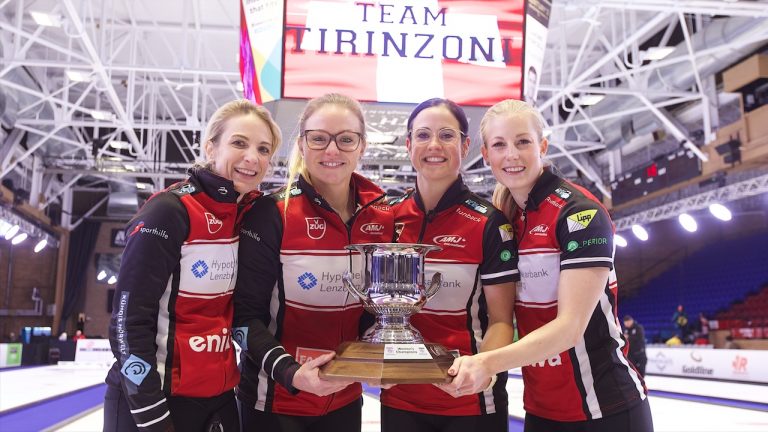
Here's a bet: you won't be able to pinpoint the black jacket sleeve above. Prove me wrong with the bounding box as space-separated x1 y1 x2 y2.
108 192 188 431
233 197 301 394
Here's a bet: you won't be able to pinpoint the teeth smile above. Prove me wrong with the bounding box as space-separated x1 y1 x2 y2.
235 168 256 176
425 157 446 162
321 162 343 167
503 167 525 173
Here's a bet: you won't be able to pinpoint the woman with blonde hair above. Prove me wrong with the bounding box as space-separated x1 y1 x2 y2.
442 99 653 432
104 99 282 432
234 93 393 431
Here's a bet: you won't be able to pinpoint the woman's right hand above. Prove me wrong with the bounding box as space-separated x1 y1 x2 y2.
291 352 354 396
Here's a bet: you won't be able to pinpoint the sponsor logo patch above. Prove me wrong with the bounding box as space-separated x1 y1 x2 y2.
189 328 232 353
554 187 572 199
296 347 333 364
498 224 514 242
360 223 385 235
205 212 223 234
529 224 549 236
464 199 488 214
191 260 209 278
566 241 579 252
174 184 196 195
432 234 467 248
567 209 598 233
456 207 481 222
121 354 151 386
500 250 512 262
298 272 318 290
217 186 228 195
129 222 169 240
232 327 248 350
545 196 564 209
394 223 405 242
306 217 326 239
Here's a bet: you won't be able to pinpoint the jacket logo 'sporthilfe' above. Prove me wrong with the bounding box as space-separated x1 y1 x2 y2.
205 212 223 234
306 217 326 239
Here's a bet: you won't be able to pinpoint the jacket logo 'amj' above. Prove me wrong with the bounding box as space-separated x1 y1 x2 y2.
305 217 326 239
205 212 223 234
360 222 385 235
432 234 467 248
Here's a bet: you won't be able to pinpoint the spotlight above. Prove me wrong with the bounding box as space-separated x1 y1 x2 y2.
11 232 28 245
615 234 628 248
631 224 649 241
107 275 118 285
5 224 19 240
678 213 698 232
0 220 10 237
97 270 107 281
709 203 732 221
34 238 47 253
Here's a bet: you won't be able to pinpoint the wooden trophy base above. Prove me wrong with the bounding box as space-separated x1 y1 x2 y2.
318 341 455 385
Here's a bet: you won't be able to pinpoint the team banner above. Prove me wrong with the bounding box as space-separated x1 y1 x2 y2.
241 0 285 103
522 0 551 106
646 347 768 384
280 0 524 106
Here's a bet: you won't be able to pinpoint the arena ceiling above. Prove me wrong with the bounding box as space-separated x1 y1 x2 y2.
1 0 768 230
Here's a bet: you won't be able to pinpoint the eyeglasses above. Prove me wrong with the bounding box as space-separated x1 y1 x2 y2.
409 127 465 145
302 130 363 152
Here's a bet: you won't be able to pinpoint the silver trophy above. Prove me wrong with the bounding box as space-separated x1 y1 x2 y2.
343 243 442 343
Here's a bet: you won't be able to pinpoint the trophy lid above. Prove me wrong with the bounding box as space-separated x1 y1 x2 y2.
344 243 441 255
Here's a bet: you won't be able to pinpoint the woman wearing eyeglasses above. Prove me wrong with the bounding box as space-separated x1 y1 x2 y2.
381 98 519 432
233 93 393 432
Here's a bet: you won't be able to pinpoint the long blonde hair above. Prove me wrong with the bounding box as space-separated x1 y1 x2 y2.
479 99 547 221
201 99 283 168
283 93 366 210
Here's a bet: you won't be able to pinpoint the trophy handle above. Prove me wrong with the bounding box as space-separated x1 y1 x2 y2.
424 272 442 301
343 271 368 302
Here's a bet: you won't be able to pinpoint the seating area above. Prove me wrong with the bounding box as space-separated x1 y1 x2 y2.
619 232 768 342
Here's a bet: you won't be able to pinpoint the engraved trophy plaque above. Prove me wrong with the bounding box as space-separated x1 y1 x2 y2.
319 243 455 385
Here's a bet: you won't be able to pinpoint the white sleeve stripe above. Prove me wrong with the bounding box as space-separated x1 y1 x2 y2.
481 269 519 279
561 257 613 266
130 398 167 414
136 411 170 428
262 346 285 372
270 354 292 380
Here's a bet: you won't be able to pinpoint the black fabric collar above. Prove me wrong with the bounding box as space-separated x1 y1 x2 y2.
188 167 240 203
524 168 562 211
413 175 470 214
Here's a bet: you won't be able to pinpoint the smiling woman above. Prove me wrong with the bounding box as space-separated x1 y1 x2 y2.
103 99 282 432
233 93 395 432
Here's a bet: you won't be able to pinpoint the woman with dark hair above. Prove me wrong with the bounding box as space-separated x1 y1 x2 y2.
381 98 519 431
104 99 282 432
234 93 394 432
443 99 652 432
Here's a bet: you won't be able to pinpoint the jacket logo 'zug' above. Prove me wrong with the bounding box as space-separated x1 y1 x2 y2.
205 212 223 234
306 217 326 239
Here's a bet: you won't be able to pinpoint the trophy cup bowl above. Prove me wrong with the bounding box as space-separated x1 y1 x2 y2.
319 243 455 385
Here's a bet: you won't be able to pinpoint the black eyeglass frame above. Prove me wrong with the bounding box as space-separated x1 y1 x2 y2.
301 129 364 152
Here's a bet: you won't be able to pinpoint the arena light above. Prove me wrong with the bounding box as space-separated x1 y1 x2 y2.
30 11 62 27
678 213 698 232
709 203 732 221
97 270 107 281
0 220 10 237
34 238 47 253
614 234 628 248
631 224 649 241
4 224 19 240
107 275 118 285
11 232 28 245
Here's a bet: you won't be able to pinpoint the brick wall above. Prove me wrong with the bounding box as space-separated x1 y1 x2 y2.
0 238 59 341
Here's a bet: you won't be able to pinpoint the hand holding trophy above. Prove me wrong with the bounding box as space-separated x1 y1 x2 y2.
319 243 455 385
